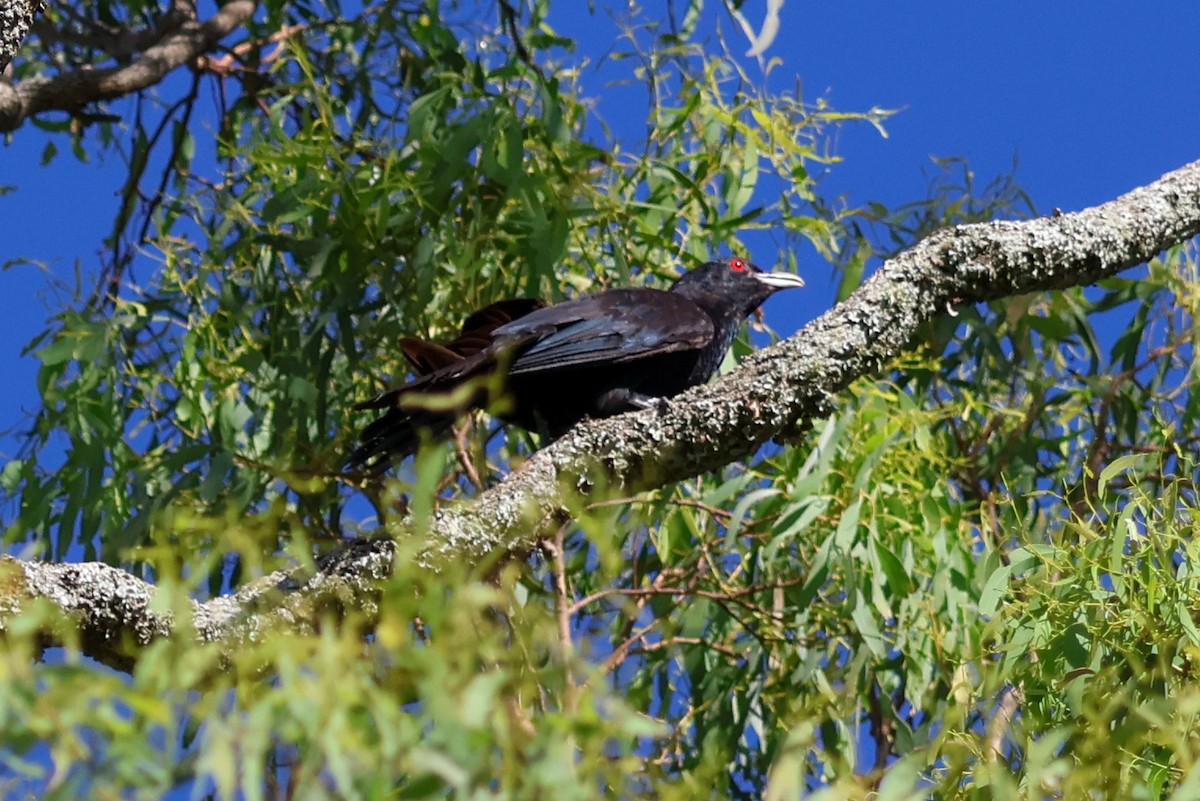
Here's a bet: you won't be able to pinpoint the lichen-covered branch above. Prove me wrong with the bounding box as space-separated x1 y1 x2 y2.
0 538 394 671
4 159 1200 671
422 158 1200 561
0 0 42 73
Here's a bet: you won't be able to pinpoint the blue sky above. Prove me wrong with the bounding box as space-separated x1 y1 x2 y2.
2 2 1199 463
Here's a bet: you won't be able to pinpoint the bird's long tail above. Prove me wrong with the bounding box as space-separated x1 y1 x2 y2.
344 401 457 474
347 299 541 473
346 353 506 472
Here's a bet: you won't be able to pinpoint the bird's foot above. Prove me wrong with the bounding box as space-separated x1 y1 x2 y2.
627 393 670 415
595 388 669 415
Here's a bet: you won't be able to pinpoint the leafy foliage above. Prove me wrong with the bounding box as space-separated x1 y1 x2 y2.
4 1 1200 799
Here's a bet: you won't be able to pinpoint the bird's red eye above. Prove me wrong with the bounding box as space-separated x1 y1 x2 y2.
730 258 746 272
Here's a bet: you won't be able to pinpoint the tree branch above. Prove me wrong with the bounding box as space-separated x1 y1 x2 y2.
0 537 394 671
4 159 1200 671
0 0 256 132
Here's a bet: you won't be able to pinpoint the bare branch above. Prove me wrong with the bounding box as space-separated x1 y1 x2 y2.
28 8 189 64
3 159 1200 671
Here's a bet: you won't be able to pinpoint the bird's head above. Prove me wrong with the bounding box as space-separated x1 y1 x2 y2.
671 257 805 316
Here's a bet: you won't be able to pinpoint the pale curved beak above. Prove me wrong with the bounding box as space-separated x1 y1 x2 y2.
753 271 806 290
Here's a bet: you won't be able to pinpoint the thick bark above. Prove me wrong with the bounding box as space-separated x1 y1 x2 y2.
3 159 1199 671
0 538 394 671
0 0 42 73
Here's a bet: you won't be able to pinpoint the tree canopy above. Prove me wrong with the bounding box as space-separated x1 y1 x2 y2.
3 1 1200 799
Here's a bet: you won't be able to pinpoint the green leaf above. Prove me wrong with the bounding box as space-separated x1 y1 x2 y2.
852 589 886 657
874 540 912 599
978 564 1012 617
0 460 24 493
1098 453 1149 497
835 498 862 550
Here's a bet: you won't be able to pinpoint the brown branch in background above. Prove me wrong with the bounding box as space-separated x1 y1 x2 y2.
198 5 381 78
601 568 687 675
567 576 805 618
496 0 545 82
29 0 194 65
602 619 662 675
587 495 734 521
453 423 485 492
546 526 579 719
0 0 257 132
627 635 740 661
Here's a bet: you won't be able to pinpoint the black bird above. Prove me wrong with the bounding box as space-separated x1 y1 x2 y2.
349 257 804 471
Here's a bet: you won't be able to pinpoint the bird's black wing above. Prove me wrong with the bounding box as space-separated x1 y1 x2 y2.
495 288 714 375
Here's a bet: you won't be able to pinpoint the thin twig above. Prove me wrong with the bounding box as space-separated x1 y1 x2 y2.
986 685 1023 763
547 527 577 715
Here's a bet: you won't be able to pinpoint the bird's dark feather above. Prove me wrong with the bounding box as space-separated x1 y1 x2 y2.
502 290 713 374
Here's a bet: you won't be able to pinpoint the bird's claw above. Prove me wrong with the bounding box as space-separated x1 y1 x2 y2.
628 393 670 415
